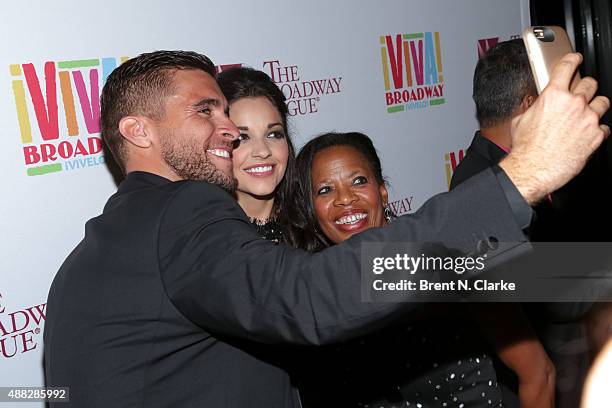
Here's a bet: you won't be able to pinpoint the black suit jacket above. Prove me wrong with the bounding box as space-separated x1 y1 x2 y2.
450 132 505 190
451 131 610 243
45 170 528 407
450 131 567 241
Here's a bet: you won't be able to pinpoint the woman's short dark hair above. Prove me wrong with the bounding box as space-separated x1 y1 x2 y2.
285 132 385 251
217 67 296 232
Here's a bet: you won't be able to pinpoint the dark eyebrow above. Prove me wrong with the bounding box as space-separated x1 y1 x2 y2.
315 170 361 188
193 98 221 108
313 177 331 188
194 98 230 116
237 123 282 132
313 182 330 192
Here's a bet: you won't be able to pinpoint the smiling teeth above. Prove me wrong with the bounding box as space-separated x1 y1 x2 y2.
245 166 273 173
335 213 367 225
207 149 230 158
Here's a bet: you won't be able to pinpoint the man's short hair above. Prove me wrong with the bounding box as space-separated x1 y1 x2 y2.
473 39 537 128
100 50 216 172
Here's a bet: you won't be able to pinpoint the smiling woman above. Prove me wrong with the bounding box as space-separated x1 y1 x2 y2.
230 97 288 200
217 67 297 241
286 132 391 251
310 144 388 244
286 132 508 408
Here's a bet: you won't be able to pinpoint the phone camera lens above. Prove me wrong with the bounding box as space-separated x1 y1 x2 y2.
534 26 555 42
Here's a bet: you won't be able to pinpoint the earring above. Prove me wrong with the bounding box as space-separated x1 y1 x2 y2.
384 205 393 223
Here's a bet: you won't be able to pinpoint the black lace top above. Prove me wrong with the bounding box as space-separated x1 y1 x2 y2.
250 218 283 243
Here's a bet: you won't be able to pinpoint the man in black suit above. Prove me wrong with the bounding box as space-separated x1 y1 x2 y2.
450 40 534 190
451 39 577 241
44 50 609 407
450 39 609 408
450 39 551 408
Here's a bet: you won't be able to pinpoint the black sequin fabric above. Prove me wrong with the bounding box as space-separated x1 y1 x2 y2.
251 218 282 243
250 218 503 407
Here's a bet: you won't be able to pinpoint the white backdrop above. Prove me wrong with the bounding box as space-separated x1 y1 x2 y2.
0 0 527 400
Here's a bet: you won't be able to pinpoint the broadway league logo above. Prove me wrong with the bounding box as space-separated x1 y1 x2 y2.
477 34 521 58
262 60 342 116
388 195 415 216
0 293 46 358
444 149 465 188
379 31 445 113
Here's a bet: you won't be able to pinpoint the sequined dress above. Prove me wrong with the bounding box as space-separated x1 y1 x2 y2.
294 319 504 408
252 219 502 407
251 218 283 243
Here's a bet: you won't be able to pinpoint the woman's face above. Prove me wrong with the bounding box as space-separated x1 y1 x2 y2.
229 96 289 199
311 145 389 244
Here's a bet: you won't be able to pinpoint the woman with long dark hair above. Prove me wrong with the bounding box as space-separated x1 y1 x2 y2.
217 67 296 242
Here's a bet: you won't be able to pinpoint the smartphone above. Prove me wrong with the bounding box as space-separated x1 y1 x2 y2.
522 26 580 93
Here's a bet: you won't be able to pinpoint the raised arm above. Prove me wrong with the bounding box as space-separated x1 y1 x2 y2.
159 167 528 345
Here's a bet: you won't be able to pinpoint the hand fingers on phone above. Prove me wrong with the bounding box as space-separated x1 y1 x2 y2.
548 53 582 90
573 77 598 102
589 96 611 118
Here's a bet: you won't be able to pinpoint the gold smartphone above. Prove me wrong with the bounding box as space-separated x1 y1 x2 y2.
522 26 580 93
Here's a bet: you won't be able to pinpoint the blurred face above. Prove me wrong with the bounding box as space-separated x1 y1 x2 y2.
311 145 388 244
155 69 239 190
229 96 289 199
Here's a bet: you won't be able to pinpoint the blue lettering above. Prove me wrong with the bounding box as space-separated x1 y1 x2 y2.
406 101 429 110
62 154 105 171
102 58 118 84
424 32 438 85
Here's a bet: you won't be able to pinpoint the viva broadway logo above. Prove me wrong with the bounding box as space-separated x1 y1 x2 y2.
444 149 465 188
380 32 445 113
10 57 128 176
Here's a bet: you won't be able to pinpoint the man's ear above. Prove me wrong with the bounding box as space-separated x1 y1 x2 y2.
118 116 153 149
521 94 536 112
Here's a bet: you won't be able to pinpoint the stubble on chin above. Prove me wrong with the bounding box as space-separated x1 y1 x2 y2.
161 139 237 192
217 174 238 192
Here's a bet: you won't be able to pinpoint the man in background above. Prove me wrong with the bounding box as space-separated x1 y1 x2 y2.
451 40 535 190
451 39 609 408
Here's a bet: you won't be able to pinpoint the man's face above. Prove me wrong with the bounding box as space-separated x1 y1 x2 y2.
155 69 239 190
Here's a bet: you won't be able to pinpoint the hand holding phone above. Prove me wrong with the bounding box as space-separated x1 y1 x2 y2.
501 52 609 204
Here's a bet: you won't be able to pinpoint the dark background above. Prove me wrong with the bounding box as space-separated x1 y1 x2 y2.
531 0 612 241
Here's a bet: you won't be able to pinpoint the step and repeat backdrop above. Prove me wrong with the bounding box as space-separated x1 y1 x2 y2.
0 0 528 398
